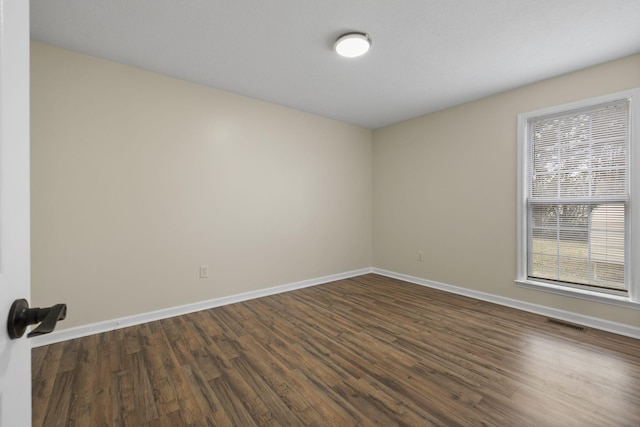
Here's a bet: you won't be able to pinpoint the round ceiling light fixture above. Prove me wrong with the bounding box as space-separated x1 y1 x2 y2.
334 32 371 58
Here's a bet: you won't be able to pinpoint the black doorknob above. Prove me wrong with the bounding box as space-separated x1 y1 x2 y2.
7 299 67 339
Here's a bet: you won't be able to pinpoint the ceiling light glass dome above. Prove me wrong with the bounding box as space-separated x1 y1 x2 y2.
334 33 371 58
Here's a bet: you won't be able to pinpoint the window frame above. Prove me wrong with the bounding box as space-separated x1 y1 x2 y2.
516 88 640 309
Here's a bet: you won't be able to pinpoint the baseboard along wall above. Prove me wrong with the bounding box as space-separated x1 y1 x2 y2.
31 268 373 347
32 267 640 347
373 269 640 340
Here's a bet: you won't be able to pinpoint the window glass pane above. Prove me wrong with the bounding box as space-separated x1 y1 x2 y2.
531 235 557 255
559 172 590 197
528 202 625 291
530 204 557 228
558 204 589 228
526 98 629 293
530 254 558 280
531 174 557 198
529 100 629 199
590 204 624 265
592 169 626 196
591 262 625 290
557 239 587 258
591 140 626 169
558 256 590 284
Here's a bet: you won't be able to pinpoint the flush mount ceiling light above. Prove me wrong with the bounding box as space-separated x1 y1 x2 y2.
334 32 371 58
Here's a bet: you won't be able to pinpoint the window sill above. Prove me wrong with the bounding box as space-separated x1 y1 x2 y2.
515 279 640 310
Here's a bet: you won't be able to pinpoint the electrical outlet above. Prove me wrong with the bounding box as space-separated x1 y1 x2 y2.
417 251 424 262
199 265 208 278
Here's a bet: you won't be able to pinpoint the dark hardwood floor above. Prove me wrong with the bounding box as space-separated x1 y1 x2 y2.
32 274 640 426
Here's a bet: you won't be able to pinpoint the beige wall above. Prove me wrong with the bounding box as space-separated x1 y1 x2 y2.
31 42 372 329
32 40 640 333
373 53 640 328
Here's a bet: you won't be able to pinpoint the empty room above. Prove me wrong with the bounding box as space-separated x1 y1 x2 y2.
1 0 639 426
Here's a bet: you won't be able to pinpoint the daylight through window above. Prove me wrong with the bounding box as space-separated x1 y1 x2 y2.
528 101 628 291
517 89 639 304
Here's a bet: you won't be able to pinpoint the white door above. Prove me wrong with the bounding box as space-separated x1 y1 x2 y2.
0 0 32 426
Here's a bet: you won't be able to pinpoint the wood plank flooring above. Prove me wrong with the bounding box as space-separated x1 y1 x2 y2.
32 274 640 426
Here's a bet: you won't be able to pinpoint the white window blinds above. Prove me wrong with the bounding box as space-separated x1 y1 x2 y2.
527 100 629 291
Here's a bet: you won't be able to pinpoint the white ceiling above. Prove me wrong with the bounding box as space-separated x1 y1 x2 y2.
30 0 640 129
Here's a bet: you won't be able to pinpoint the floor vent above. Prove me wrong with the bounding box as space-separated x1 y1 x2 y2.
547 318 586 331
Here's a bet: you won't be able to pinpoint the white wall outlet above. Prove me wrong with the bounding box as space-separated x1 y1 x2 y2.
417 251 424 262
199 265 209 278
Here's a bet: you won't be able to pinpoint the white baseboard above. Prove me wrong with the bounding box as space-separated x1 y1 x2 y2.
373 268 640 340
31 267 374 347
32 266 640 347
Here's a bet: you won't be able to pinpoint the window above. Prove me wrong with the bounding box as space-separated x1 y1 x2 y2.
517 88 640 307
